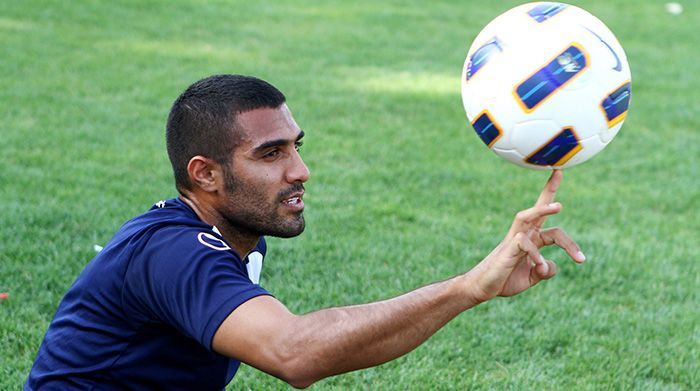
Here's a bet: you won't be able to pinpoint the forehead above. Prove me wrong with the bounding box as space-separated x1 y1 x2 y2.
234 104 301 148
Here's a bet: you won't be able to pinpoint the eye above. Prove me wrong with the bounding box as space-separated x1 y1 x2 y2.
263 149 280 159
294 141 304 151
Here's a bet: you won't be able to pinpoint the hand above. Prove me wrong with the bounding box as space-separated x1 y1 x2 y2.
468 170 585 303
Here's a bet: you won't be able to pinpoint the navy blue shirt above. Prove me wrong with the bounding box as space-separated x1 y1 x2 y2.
26 198 271 390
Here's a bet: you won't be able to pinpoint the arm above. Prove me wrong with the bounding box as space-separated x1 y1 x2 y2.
213 274 477 388
212 171 585 388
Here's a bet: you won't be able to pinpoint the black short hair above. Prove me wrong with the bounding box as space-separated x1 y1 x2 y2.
166 74 286 191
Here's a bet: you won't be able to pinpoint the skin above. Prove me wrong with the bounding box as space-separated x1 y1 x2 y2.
180 104 585 388
179 104 309 258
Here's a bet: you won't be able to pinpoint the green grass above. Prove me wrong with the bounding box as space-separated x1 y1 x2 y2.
1 0 698 389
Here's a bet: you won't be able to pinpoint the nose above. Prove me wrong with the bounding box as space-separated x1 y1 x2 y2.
286 148 310 184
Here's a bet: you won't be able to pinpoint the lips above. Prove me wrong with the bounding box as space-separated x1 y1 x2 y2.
281 189 305 211
282 196 302 205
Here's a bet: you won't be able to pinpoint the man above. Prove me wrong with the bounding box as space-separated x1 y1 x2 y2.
27 74 585 389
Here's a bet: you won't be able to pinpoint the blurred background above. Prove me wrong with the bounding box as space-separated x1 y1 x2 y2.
1 1 697 388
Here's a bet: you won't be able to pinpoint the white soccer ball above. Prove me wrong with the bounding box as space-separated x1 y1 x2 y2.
461 2 631 169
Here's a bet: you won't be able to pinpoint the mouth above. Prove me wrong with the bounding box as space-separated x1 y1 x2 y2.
282 196 302 205
281 191 305 211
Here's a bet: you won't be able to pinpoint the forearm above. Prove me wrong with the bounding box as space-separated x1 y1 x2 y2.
278 272 480 386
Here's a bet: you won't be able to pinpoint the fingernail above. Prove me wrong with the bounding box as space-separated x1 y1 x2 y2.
539 255 549 273
576 251 586 262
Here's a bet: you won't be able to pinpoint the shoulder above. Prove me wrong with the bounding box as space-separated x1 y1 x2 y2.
121 198 268 298
121 199 250 295
122 225 259 321
134 226 246 280
124 198 241 263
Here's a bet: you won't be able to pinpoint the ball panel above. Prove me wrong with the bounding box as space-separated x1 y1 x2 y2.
558 133 607 168
524 127 582 167
526 2 570 23
492 147 546 170
471 110 504 148
600 121 623 144
510 119 563 155
466 37 504 81
513 43 590 113
600 81 632 128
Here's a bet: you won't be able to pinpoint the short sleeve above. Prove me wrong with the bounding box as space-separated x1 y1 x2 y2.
122 227 270 351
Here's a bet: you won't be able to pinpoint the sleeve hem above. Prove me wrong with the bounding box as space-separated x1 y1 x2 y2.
201 288 273 352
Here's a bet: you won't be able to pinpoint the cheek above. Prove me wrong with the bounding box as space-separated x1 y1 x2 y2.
237 174 278 202
229 161 286 200
252 167 283 191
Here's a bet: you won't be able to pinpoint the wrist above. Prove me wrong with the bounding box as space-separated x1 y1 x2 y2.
453 270 488 309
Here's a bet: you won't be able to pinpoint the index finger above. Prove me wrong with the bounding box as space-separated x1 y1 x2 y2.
533 170 563 227
535 170 563 207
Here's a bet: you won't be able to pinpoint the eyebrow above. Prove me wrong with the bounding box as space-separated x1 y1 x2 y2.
252 130 305 154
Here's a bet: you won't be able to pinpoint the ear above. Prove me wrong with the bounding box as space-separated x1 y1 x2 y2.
186 156 223 193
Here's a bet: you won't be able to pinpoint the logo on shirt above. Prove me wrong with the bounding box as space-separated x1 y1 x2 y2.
197 232 231 251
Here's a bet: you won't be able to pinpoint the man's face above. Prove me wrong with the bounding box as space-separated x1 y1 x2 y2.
218 104 310 238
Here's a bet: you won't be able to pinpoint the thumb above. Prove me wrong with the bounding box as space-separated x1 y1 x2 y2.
509 232 549 274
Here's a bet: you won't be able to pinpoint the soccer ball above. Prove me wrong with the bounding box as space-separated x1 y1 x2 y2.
461 2 631 169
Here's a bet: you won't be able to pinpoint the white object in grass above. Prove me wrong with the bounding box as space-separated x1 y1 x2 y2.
665 3 683 15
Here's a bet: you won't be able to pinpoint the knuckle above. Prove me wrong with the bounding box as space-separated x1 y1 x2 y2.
514 232 528 243
512 232 523 242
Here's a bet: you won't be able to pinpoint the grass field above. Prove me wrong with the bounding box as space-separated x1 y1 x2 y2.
1 0 698 389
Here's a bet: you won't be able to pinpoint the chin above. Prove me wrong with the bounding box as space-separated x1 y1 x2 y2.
268 217 305 238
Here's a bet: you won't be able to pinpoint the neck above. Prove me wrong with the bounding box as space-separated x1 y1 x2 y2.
178 193 260 258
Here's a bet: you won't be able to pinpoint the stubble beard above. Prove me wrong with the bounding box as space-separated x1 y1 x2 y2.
222 170 305 239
